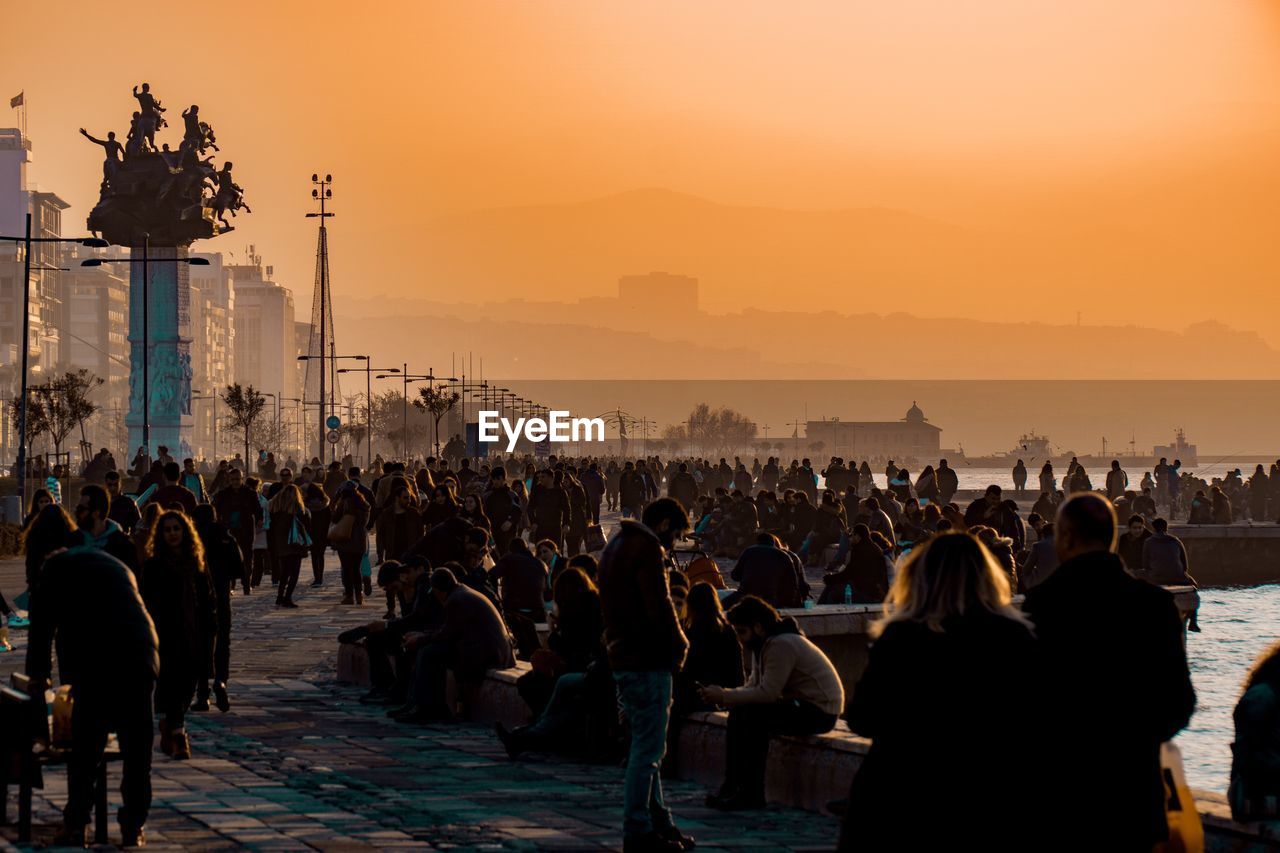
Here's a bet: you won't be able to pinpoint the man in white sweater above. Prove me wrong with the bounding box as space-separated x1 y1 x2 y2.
698 595 844 811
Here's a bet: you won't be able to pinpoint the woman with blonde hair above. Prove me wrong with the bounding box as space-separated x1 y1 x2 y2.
142 510 215 759
838 532 1045 851
267 483 311 608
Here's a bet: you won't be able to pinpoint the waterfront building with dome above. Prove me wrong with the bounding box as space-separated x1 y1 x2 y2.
805 402 943 463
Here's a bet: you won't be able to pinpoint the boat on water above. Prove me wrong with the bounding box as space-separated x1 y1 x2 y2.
944 429 1198 469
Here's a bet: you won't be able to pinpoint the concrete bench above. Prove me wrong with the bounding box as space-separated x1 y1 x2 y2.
338 646 1272 847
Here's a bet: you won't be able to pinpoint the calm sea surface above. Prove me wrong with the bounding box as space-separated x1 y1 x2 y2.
1179 584 1280 792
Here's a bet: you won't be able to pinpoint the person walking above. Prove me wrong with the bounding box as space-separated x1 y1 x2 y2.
304 483 331 586
191 504 242 712
268 483 311 608
26 547 159 848
141 510 216 761
1023 494 1196 850
330 487 371 605
838 532 1045 850
598 498 696 853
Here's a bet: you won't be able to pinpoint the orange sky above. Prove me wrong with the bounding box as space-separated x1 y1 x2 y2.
4 0 1280 345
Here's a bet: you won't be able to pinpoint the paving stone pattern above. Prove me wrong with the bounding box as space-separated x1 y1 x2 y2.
0 517 839 851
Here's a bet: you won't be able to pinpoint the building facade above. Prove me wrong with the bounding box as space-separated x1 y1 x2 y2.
807 402 942 463
228 249 297 454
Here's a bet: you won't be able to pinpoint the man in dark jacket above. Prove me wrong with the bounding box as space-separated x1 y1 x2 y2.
145 461 198 515
1140 517 1195 586
1024 494 1195 850
74 484 142 577
1117 514 1151 574
26 548 159 848
597 498 695 853
212 468 262 591
821 523 887 603
580 461 606 525
728 532 808 608
667 463 700 519
105 470 141 535
394 567 515 724
963 484 1004 529
527 469 570 548
483 469 523 553
363 559 439 705
618 461 647 519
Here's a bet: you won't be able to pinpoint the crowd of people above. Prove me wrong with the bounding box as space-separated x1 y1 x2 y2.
4 444 1280 850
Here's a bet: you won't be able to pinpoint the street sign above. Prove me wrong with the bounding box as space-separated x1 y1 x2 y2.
326 429 341 444
326 415 341 430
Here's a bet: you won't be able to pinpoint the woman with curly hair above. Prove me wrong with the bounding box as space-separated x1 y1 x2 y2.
141 510 215 759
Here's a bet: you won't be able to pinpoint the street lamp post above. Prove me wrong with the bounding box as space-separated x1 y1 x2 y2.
373 365 444 462
80 247 209 460
296 354 366 464
0 221 107 506
338 364 397 468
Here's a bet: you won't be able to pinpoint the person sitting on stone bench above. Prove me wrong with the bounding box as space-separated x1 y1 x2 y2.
697 595 843 811
389 565 516 725
357 558 438 706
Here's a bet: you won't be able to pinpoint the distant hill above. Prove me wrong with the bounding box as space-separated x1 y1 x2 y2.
338 297 1280 380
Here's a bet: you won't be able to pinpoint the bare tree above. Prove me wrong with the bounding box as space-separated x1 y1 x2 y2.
665 403 757 456
413 386 460 455
220 383 267 467
11 370 103 463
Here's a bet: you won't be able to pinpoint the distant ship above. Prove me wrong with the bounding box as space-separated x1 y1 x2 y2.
944 429 1197 469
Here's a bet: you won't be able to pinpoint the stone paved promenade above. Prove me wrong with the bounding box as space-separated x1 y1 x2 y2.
0 526 839 851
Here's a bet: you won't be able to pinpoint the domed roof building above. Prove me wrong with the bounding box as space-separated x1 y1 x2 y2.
805 403 942 463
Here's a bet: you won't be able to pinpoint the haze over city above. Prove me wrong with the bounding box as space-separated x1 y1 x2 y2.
4 0 1280 360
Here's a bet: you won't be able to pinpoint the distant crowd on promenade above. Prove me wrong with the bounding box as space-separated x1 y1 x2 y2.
4 443 1280 850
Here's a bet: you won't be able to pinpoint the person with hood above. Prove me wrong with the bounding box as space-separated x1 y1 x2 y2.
73 484 142 577
528 469 571 548
141 510 216 761
1106 460 1129 502
1212 485 1234 524
699 595 842 811
191 504 242 713
597 498 696 853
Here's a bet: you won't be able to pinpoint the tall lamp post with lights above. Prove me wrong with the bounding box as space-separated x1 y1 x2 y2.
337 363 398 467
296 353 366 463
